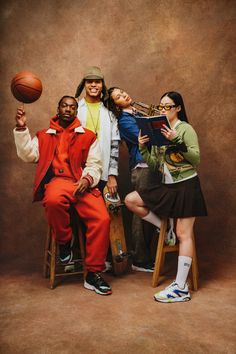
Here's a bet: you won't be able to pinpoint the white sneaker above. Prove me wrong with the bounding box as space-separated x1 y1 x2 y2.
165 228 176 246
132 262 154 273
156 226 176 246
154 281 191 303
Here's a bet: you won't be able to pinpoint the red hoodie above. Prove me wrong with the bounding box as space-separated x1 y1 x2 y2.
50 117 81 179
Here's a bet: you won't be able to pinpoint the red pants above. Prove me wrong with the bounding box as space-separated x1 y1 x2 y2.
43 178 110 272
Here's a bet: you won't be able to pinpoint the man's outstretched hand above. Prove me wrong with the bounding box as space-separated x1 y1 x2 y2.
15 107 27 127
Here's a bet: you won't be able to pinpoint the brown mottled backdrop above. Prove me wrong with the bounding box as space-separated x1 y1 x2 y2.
0 0 235 268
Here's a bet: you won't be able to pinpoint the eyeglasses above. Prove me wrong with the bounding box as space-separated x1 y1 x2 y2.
157 104 176 111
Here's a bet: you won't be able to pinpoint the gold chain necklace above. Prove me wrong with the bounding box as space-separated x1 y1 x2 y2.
86 102 100 136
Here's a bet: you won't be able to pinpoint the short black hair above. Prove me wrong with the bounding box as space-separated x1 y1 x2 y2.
58 96 78 109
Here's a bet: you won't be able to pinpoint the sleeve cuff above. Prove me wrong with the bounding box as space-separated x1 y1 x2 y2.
82 174 94 187
172 136 188 152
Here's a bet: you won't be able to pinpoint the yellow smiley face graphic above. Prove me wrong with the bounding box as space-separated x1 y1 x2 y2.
170 153 184 163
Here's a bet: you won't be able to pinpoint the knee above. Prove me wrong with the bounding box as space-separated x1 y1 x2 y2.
124 192 136 210
44 194 65 210
176 225 190 242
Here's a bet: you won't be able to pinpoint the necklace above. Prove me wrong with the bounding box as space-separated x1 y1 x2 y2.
86 102 100 136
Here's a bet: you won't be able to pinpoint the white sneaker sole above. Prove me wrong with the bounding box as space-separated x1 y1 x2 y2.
84 281 112 296
154 294 191 303
132 265 154 273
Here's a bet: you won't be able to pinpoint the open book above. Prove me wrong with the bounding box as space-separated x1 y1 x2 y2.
135 115 173 146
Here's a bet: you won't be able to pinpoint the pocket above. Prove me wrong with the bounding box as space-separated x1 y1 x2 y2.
89 187 101 197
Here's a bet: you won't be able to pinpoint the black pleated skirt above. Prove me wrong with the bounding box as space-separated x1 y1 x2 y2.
138 174 207 218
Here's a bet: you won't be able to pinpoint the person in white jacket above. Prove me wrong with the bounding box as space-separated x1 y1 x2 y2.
75 66 120 196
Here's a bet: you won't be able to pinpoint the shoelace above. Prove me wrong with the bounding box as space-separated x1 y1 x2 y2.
166 282 178 290
94 274 109 288
156 226 176 246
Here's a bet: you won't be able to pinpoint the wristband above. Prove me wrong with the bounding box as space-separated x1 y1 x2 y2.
15 125 27 131
82 174 94 187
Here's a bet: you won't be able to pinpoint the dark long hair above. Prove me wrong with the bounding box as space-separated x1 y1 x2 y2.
104 87 123 118
75 79 108 103
160 91 189 122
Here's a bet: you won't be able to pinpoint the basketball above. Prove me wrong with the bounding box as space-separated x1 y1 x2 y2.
11 71 43 103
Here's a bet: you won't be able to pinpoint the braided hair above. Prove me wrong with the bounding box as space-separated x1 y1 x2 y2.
75 79 108 103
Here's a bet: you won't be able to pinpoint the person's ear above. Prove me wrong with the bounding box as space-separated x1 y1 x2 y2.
176 105 181 112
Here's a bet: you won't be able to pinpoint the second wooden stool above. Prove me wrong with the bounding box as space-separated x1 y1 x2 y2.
152 218 199 290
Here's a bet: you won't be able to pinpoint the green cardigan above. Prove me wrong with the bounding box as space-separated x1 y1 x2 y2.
139 121 200 183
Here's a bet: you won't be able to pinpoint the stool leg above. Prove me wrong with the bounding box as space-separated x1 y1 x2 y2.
152 219 167 288
160 253 166 275
50 235 56 289
43 226 51 278
78 224 87 279
190 233 199 291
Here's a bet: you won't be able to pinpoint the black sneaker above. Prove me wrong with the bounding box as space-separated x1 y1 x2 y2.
84 272 112 295
59 239 73 264
132 262 154 273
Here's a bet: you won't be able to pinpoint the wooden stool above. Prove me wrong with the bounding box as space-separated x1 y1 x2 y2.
43 209 86 289
152 219 199 290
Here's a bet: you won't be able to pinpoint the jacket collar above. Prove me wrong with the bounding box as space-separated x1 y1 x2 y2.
46 126 85 134
79 97 104 108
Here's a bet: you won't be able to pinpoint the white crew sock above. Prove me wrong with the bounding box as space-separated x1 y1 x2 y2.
142 213 174 232
176 256 192 289
142 211 161 228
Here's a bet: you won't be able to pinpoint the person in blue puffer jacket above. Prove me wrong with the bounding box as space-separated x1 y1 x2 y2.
105 87 176 272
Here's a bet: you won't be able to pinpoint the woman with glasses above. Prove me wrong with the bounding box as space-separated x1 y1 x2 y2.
104 88 176 273
125 91 207 303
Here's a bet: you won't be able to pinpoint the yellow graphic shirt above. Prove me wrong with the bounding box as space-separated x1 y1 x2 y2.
86 102 101 139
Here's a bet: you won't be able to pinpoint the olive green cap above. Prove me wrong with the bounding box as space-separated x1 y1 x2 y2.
83 66 104 80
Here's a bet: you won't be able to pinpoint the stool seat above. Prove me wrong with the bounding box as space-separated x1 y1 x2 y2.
43 209 86 289
152 218 199 290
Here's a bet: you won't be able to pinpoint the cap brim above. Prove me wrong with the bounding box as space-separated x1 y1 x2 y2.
84 75 103 80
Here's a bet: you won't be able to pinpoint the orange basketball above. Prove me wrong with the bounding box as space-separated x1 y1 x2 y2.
11 71 43 103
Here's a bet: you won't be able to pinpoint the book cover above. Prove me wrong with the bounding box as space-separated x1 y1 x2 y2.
135 115 173 146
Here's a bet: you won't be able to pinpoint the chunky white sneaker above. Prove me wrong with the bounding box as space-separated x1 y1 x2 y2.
84 272 112 295
154 282 191 303
156 225 176 246
165 228 176 246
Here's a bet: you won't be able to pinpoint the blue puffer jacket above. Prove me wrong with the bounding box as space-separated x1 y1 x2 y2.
118 111 145 170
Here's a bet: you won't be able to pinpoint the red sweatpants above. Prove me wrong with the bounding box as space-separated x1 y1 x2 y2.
43 178 110 272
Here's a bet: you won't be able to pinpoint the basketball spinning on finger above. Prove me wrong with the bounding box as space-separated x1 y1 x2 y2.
11 71 43 103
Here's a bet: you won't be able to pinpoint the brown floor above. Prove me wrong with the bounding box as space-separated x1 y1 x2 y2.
0 254 236 354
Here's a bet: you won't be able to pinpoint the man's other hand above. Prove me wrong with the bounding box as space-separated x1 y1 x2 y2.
73 179 89 196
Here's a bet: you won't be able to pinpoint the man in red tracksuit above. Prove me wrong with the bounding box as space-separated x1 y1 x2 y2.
13 95 112 295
